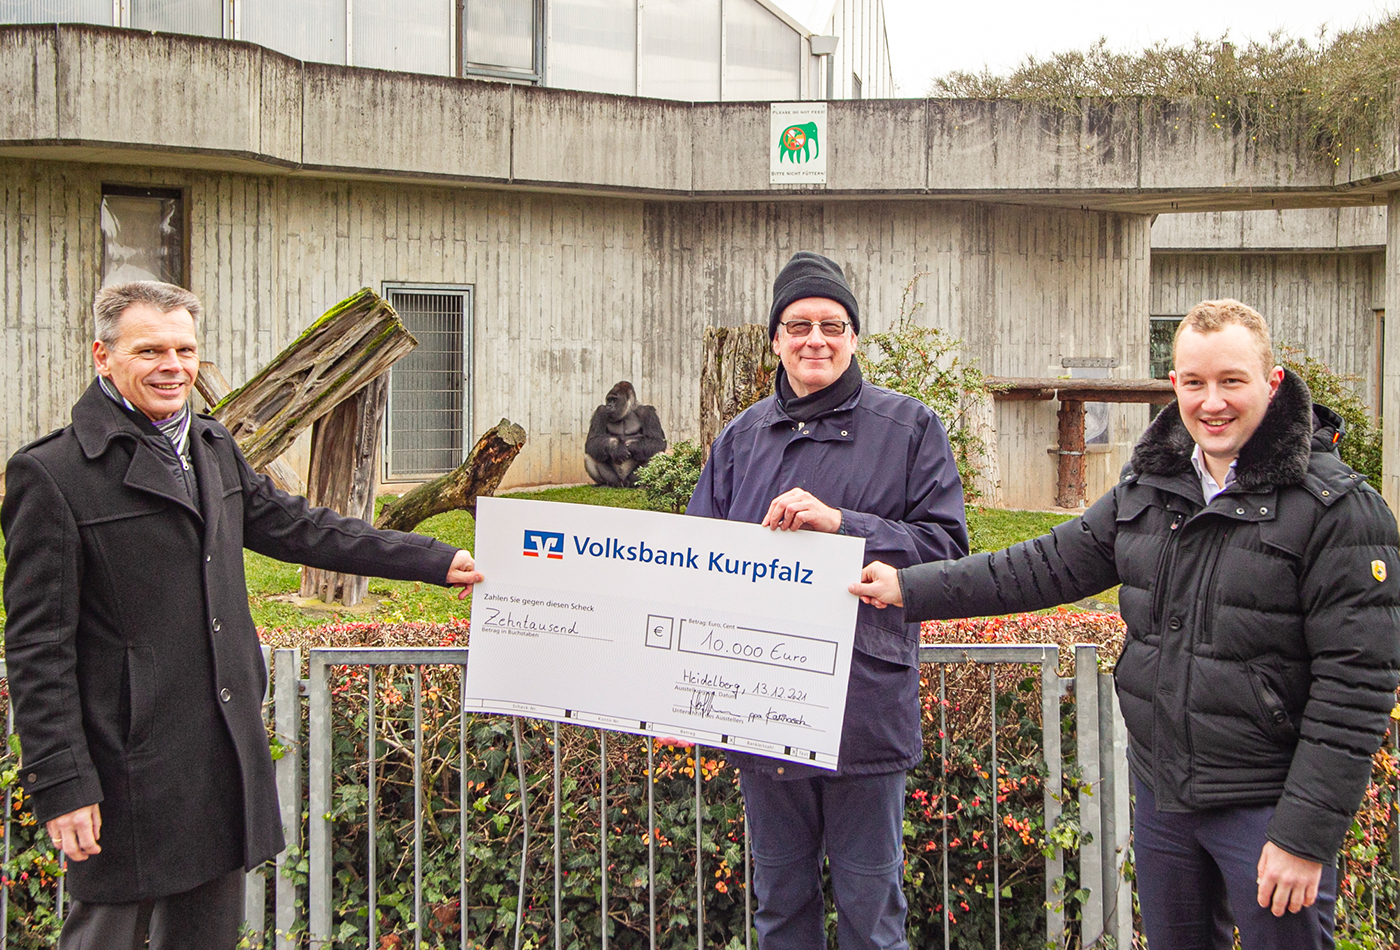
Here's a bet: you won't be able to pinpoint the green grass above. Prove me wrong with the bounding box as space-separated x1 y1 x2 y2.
965 506 1073 554
964 506 1123 611
244 486 669 629
0 490 1094 634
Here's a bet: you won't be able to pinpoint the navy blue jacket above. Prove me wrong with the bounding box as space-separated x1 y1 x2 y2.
687 380 968 777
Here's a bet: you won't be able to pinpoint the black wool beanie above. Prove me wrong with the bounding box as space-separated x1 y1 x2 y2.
768 252 860 339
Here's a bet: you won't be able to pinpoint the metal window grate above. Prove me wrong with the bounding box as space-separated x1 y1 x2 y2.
386 288 470 479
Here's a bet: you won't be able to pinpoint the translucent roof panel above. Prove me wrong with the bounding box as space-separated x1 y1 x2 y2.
724 0 801 101
0 0 112 23
131 0 222 36
354 0 450 74
639 0 720 101
241 0 346 65
465 0 536 73
550 0 638 96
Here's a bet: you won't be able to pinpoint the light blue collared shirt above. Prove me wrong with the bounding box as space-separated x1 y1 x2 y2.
1190 443 1237 503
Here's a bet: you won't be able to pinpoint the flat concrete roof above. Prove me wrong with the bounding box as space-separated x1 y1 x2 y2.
3 23 1398 213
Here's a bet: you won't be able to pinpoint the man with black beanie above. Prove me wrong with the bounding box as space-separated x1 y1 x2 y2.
687 251 969 950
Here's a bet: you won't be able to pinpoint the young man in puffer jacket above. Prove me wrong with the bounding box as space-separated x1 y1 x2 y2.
852 299 1400 950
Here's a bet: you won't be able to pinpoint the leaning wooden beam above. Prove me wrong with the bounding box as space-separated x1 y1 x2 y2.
195 361 304 496
300 374 389 607
213 288 418 472
375 419 527 533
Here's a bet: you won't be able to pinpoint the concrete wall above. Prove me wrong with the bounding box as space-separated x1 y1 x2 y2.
1153 207 1387 251
1 25 1385 212
1 156 1150 507
5 24 1398 510
1150 251 1384 411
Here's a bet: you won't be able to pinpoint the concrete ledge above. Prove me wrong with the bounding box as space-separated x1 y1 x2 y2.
0 25 57 141
927 99 1140 192
1153 206 1388 251
513 86 693 191
2 23 1398 212
56 26 283 163
301 63 511 181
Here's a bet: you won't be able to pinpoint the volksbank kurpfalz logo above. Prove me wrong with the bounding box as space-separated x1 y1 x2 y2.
522 529 565 559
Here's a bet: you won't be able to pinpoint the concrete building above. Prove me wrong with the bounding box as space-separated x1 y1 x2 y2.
2 25 1398 512
1151 208 1386 414
0 0 892 102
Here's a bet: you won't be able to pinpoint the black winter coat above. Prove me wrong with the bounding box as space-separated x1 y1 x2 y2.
898 370 1400 863
2 382 458 902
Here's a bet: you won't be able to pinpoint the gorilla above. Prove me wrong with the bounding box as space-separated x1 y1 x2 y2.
584 381 667 487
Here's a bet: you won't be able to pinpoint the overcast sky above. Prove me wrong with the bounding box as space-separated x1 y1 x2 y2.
879 0 1398 97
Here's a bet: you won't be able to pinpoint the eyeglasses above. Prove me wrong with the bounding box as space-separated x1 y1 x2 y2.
780 319 850 338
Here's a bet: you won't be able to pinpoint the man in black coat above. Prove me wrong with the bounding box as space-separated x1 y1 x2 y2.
852 299 1400 950
2 281 484 949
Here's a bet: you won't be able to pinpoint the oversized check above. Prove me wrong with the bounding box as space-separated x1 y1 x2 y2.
464 496 865 769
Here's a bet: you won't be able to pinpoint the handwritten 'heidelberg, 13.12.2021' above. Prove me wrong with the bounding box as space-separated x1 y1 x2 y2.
463 497 865 770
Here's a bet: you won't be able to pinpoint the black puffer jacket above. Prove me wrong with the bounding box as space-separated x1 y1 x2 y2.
900 370 1400 863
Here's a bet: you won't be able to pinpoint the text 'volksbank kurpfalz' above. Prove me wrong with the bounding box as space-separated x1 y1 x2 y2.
522 529 814 585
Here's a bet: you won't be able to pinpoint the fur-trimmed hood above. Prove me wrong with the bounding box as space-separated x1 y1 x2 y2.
1129 368 1316 491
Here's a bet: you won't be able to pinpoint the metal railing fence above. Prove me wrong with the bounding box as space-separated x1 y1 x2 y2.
290 642 1100 949
7 641 1379 948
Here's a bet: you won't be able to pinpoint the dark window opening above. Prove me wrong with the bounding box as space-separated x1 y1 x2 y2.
101 185 185 287
1149 315 1183 419
1149 316 1182 380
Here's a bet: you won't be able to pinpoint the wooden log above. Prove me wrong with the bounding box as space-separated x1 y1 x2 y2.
1056 398 1088 509
1055 389 1175 405
374 419 527 533
987 377 1175 404
300 374 389 607
992 389 1056 402
195 361 304 496
987 377 1175 395
213 288 418 472
699 325 779 459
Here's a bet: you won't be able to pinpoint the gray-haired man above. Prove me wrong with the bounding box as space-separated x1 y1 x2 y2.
3 281 482 948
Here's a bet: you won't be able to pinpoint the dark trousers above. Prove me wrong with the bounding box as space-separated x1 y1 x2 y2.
58 868 246 950
1133 777 1337 950
740 769 909 950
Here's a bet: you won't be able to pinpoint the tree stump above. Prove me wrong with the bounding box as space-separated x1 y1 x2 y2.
961 390 1003 507
213 288 417 472
195 361 304 496
299 374 389 607
699 325 778 459
375 419 527 532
